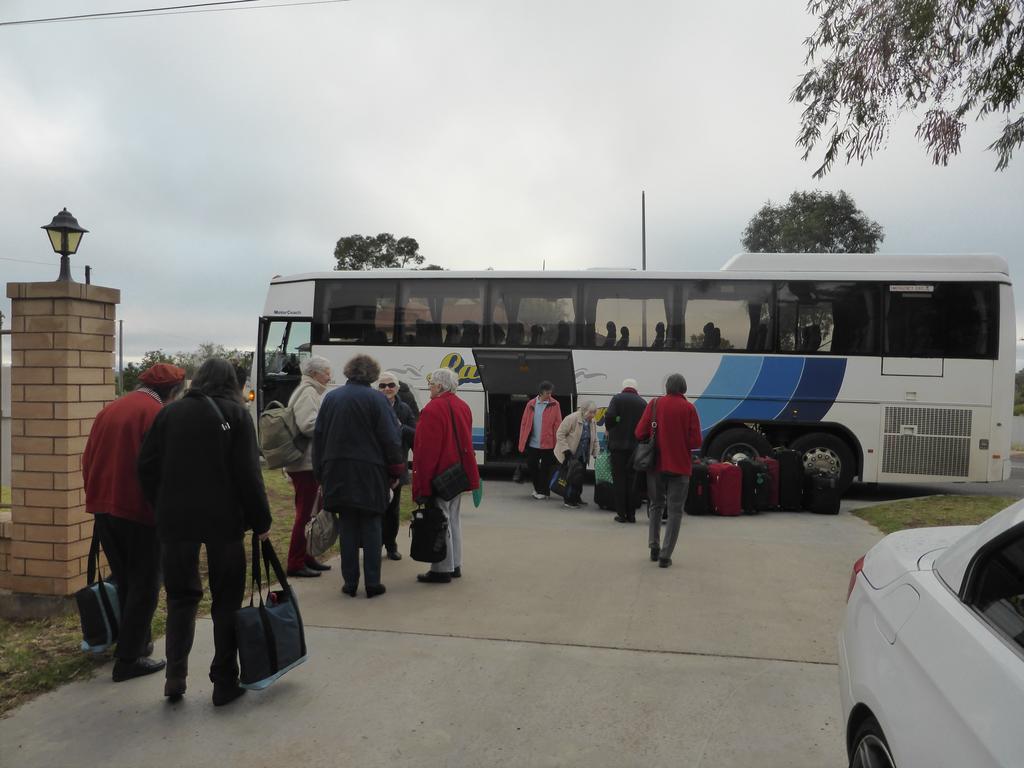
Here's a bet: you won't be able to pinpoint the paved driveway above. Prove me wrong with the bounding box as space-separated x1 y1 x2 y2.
1 479 882 768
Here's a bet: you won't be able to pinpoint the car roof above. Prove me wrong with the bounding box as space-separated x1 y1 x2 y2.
935 498 1024 595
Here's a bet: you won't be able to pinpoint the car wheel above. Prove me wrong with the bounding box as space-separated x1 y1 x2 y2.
790 431 856 493
706 427 771 462
849 716 896 768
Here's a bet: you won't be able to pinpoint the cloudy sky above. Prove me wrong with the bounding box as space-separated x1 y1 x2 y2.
2 0 1022 364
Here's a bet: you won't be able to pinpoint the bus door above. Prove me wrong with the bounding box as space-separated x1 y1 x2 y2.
258 317 312 414
473 349 577 463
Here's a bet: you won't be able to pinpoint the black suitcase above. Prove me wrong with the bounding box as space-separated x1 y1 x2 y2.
772 447 803 511
803 471 841 515
737 458 770 514
685 460 711 515
594 481 615 510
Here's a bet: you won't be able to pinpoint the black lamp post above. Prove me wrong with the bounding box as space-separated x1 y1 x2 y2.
41 208 88 282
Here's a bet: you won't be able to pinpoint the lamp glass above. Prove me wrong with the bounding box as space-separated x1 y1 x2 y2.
65 231 83 254
46 229 63 253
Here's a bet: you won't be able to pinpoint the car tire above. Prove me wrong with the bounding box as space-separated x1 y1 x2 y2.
849 715 896 768
790 431 856 493
705 427 772 462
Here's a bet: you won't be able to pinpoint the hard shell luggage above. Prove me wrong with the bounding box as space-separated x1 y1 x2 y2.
736 458 770 514
707 461 742 516
762 457 780 510
772 447 803 511
803 471 841 515
594 481 615 510
685 459 712 516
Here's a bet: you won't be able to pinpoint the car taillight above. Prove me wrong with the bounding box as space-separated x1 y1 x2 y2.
847 555 865 602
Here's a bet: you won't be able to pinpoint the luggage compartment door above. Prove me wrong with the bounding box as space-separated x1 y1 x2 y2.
472 348 577 396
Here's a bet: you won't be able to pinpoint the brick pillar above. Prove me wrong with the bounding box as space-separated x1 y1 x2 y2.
0 281 119 616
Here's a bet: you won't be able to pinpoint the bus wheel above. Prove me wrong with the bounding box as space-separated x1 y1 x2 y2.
790 432 855 493
706 427 771 463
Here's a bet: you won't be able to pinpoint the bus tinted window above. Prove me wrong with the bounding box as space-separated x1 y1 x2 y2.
777 282 879 355
885 282 998 358
583 281 675 349
316 280 397 344
489 280 577 346
398 280 485 346
683 281 772 352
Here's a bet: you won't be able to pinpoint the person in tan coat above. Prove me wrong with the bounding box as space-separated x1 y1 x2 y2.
554 402 600 508
283 356 332 577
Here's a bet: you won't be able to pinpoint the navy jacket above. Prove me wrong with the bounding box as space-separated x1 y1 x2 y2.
312 381 404 515
604 388 648 452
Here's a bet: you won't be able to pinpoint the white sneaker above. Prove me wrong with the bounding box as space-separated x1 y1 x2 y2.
532 492 547 500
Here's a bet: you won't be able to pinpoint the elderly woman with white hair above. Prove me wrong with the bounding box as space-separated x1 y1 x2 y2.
411 367 480 584
554 401 601 509
376 370 417 560
283 355 334 578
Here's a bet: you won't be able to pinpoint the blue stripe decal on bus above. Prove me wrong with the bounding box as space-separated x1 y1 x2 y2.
693 355 846 435
472 427 485 451
722 356 806 422
774 358 847 422
693 356 764 433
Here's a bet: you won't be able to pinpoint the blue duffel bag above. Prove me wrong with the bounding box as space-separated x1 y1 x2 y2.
234 536 307 690
75 531 120 654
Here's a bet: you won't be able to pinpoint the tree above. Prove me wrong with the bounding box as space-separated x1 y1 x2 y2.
333 233 424 270
118 344 253 395
793 0 1024 176
741 190 884 253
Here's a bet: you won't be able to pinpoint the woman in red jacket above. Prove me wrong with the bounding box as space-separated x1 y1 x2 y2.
634 373 702 568
412 367 480 584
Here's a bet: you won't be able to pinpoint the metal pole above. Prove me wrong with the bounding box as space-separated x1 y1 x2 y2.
118 319 124 395
641 190 647 271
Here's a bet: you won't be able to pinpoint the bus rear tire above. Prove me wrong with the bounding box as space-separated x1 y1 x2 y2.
790 432 855 494
706 427 772 463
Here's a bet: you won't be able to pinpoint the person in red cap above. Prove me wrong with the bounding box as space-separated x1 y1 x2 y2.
82 361 186 682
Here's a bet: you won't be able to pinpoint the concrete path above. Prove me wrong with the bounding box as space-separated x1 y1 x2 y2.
0 480 882 768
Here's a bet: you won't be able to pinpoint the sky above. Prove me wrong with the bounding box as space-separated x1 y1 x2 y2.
1 0 1023 365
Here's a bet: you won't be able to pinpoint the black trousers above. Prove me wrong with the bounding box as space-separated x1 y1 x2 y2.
525 447 556 496
610 449 638 520
93 514 161 661
382 485 402 553
162 538 246 686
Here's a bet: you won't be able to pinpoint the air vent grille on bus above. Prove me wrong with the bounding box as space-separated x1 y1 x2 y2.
882 406 972 477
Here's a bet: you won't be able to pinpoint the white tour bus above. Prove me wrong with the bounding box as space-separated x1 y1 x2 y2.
254 254 1014 493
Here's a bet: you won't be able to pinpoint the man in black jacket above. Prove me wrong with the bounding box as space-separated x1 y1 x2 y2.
604 378 647 523
138 358 272 706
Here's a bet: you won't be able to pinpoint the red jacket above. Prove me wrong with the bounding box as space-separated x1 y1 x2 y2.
412 392 481 500
634 393 702 476
517 396 562 452
82 389 163 525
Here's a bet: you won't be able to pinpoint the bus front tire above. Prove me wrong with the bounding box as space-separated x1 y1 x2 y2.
705 427 772 463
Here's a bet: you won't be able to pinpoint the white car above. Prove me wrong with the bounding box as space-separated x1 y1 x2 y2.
839 498 1024 768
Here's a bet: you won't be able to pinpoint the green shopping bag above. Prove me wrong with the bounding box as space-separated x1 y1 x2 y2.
594 451 613 485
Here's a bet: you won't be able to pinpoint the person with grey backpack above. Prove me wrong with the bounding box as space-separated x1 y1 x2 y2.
280 356 333 578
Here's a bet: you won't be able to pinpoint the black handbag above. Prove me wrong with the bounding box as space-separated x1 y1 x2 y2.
409 504 449 563
632 398 659 471
235 535 308 690
75 529 120 654
431 403 472 501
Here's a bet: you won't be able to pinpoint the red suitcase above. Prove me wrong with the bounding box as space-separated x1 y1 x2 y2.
707 462 742 516
762 457 780 510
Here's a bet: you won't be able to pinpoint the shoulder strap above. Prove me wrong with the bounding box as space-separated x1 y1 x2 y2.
447 401 464 455
651 398 658 438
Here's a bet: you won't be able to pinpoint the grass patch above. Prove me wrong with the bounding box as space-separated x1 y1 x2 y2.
1 485 10 507
0 469 416 717
853 495 1018 535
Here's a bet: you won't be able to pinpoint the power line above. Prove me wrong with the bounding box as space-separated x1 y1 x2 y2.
0 255 85 271
0 0 349 27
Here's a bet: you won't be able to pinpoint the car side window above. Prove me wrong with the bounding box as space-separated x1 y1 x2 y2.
969 533 1024 652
